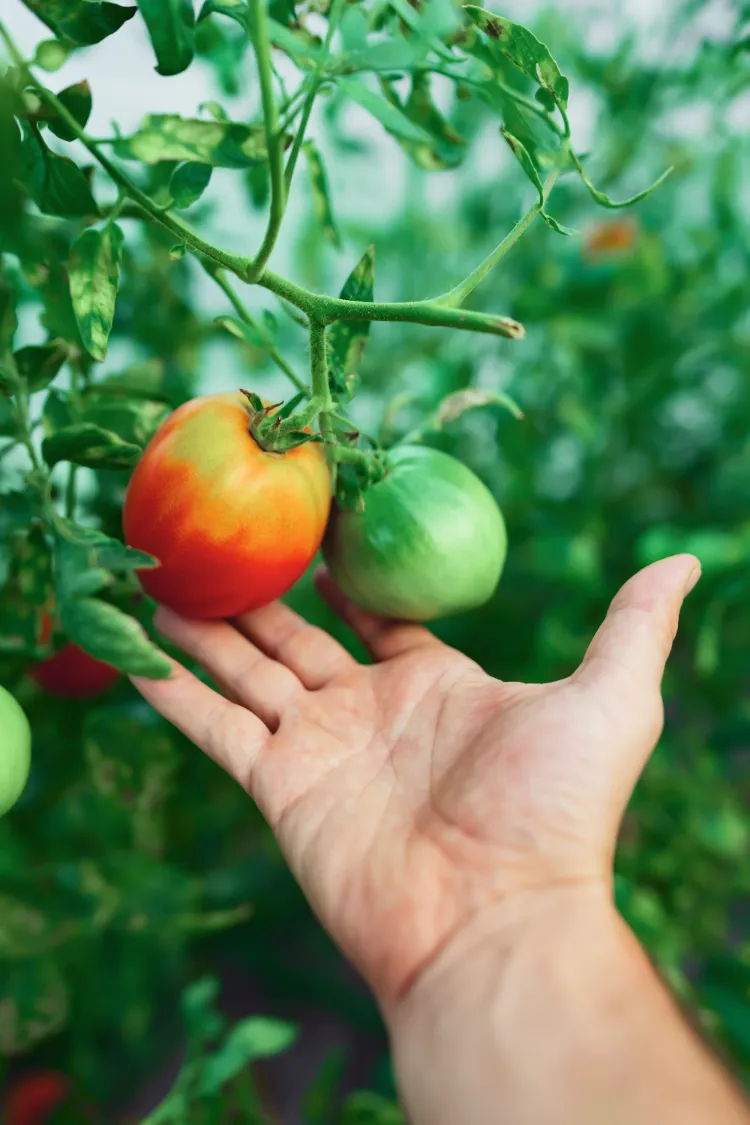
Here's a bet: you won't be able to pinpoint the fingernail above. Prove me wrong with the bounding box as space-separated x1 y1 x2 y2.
683 563 702 596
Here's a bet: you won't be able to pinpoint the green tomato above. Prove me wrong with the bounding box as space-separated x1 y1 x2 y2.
323 444 507 621
0 685 31 817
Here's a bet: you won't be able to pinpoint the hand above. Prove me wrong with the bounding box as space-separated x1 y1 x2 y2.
133 554 700 1010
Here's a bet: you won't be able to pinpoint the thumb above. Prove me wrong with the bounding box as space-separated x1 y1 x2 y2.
575 554 701 708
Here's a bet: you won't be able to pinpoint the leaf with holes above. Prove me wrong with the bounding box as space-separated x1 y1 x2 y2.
463 7 569 111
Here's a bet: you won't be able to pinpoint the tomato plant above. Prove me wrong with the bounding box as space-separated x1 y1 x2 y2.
1 0 749 1116
0 684 31 817
324 445 507 621
124 393 331 618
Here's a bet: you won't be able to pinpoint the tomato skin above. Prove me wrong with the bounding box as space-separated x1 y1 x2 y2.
4 1071 70 1125
31 644 121 700
323 444 507 621
123 392 331 619
0 685 31 818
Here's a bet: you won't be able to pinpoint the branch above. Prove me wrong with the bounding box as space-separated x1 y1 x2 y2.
433 160 565 309
206 265 306 392
245 0 286 283
284 0 345 192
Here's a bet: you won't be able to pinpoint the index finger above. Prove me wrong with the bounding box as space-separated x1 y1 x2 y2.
132 656 269 791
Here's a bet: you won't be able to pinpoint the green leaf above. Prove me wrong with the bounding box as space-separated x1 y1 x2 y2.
198 0 251 31
397 72 467 170
21 127 99 218
1 959 69 1054
82 398 168 447
571 149 673 209
303 140 340 247
340 1092 405 1125
501 126 543 204
69 223 124 362
60 522 159 574
0 399 16 436
13 340 69 391
59 597 171 678
541 210 576 235
42 423 141 469
463 7 569 110
337 78 433 144
114 114 269 168
328 247 374 400
169 162 213 209
20 0 137 47
139 0 196 76
197 1017 298 1095
47 80 92 142
32 39 73 72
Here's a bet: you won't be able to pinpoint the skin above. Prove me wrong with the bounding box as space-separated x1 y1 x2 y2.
133 554 750 1125
124 393 331 619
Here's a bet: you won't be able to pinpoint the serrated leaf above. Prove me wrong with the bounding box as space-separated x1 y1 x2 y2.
572 150 673 209
59 597 171 678
20 0 137 47
303 140 340 247
114 114 269 168
501 126 543 204
169 162 213 209
463 7 569 110
337 78 433 143
328 247 374 400
139 0 196 76
47 80 92 142
13 340 69 391
69 223 124 362
42 423 141 469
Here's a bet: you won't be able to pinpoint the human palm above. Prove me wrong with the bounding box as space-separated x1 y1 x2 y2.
134 555 699 1007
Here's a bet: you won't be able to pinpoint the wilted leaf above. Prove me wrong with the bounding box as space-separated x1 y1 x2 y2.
571 149 673 209
69 223 124 362
114 114 269 168
463 8 569 110
139 0 196 77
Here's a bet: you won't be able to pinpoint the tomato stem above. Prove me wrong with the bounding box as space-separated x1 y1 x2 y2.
245 0 286 283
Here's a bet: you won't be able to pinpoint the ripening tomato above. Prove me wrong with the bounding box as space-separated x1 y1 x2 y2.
0 685 31 818
123 392 331 619
583 217 638 258
323 444 507 621
3 1071 70 1125
30 613 120 700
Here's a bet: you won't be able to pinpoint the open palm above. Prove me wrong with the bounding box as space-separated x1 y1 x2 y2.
134 554 699 1007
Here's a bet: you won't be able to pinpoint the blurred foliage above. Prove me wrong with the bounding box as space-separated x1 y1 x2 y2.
1 0 750 1120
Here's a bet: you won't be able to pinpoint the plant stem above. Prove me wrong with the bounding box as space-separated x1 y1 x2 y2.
434 160 565 308
246 0 286 283
208 266 306 392
284 0 345 192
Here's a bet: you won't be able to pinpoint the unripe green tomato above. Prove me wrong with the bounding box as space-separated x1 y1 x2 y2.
323 445 507 621
0 685 31 817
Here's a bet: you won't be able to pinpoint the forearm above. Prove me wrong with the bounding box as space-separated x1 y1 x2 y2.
388 887 749 1125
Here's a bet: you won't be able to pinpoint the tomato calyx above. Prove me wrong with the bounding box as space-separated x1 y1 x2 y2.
240 389 322 454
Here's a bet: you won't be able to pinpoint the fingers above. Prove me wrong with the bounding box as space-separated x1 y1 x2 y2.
154 607 300 730
314 567 439 661
234 600 355 690
574 554 700 705
131 657 268 789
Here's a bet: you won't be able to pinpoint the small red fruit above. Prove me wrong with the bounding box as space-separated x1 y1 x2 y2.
4 1071 70 1125
30 613 120 700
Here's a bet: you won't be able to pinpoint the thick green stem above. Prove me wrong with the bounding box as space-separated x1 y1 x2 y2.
284 0 345 192
434 160 565 308
246 0 286 283
208 266 306 392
